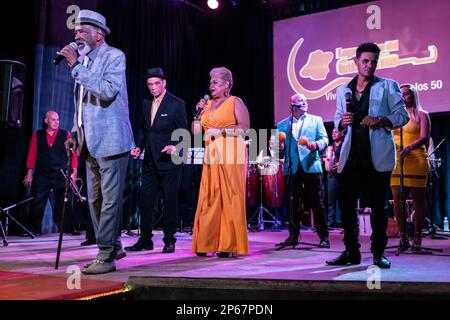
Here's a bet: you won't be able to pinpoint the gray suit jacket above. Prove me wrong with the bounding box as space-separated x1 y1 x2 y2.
71 43 135 158
335 76 409 173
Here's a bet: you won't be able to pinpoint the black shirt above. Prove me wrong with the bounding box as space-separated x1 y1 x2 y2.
345 75 380 169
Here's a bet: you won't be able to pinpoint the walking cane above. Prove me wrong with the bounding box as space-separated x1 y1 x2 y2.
55 143 74 269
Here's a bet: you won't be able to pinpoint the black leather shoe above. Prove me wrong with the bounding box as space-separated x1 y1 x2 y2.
373 255 391 269
196 253 207 257
275 236 299 248
81 239 96 246
326 250 361 266
125 240 154 251
216 252 230 258
318 237 330 248
162 243 175 253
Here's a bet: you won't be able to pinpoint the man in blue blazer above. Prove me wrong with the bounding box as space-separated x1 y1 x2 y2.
60 10 135 274
276 93 330 249
125 67 187 254
326 42 409 269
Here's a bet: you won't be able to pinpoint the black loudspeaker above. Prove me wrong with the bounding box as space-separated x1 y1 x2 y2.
0 60 26 128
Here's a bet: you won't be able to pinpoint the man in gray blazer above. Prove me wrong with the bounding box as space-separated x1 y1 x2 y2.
59 10 135 274
326 42 409 269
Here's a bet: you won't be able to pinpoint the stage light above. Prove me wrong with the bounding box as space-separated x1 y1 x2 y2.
207 0 219 10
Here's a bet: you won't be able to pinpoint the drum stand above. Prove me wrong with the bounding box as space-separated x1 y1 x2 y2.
248 167 281 231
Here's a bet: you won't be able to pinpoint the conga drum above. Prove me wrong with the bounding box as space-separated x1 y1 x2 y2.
262 162 285 207
246 161 260 207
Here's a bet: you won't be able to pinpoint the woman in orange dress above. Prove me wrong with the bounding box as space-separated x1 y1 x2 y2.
191 67 250 258
390 84 431 250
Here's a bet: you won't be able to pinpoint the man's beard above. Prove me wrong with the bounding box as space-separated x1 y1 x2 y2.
77 42 92 57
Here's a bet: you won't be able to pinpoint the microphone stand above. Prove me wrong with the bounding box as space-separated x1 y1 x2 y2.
386 128 441 255
0 197 35 246
276 106 319 251
55 148 74 269
423 138 449 238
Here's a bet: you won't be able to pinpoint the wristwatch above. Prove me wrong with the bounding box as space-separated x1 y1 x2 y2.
71 61 80 69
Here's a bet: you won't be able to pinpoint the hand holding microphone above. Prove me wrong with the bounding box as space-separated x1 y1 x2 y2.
341 92 354 129
55 42 79 67
193 94 210 120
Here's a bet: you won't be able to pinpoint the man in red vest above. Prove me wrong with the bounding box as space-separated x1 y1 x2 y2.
23 111 78 235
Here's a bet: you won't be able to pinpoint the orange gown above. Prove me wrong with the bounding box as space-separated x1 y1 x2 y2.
192 96 249 255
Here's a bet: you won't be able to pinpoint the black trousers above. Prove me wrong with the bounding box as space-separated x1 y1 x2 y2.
30 173 72 234
338 164 391 256
140 159 182 245
286 162 328 240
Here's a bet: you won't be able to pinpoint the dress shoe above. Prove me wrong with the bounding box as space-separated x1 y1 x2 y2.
83 250 126 269
216 252 230 258
82 260 116 275
162 243 175 253
124 240 154 251
196 253 207 257
275 236 299 248
326 250 361 266
373 255 391 269
80 239 96 246
318 237 330 248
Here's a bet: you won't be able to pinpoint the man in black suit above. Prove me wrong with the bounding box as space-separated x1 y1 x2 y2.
125 67 187 253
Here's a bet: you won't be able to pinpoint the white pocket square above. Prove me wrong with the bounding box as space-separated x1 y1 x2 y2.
161 114 168 117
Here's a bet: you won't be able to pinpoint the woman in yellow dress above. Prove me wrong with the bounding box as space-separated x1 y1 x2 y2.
391 84 431 250
191 67 250 258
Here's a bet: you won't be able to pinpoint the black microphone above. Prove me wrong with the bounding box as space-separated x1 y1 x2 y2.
53 42 78 65
193 94 210 120
345 92 352 112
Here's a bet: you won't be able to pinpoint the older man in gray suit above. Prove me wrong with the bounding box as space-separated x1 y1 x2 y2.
59 10 135 274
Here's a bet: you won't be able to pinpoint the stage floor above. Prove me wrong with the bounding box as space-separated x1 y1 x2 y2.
1 229 450 299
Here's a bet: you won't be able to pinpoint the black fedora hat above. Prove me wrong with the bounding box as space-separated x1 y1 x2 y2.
145 67 167 80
